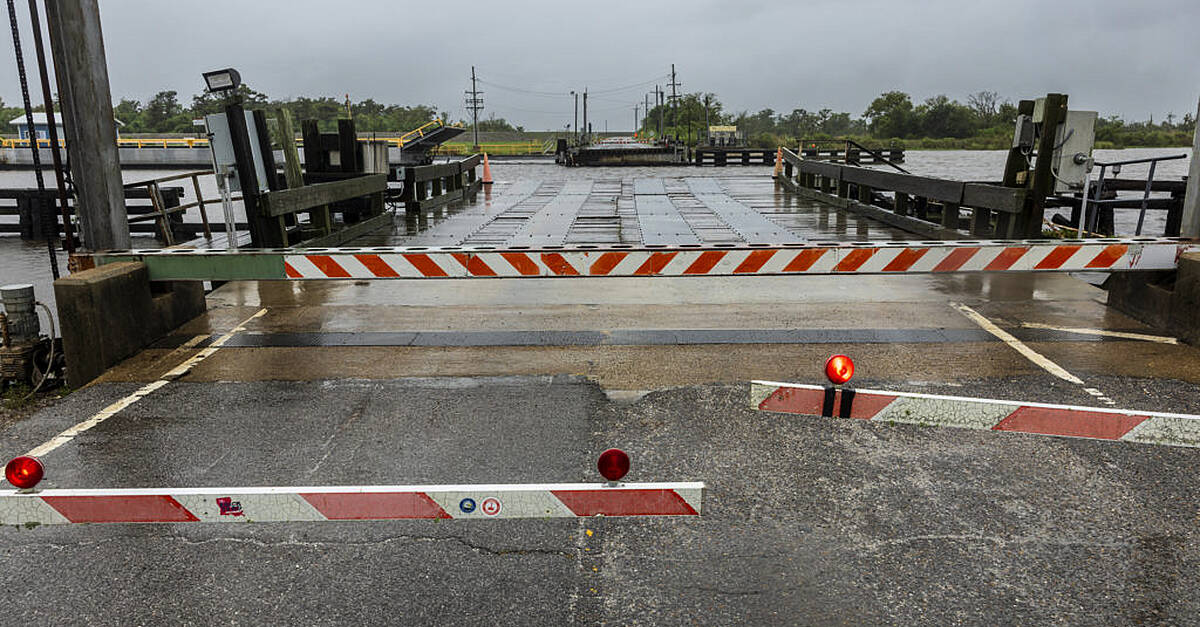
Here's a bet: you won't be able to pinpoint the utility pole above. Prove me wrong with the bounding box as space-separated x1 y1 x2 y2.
582 88 588 144
44 0 130 251
571 90 578 143
465 66 483 150
657 87 664 139
644 92 650 135
634 104 639 135
668 63 681 140
703 94 711 146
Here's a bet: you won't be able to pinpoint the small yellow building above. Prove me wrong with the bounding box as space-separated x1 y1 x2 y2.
704 125 745 147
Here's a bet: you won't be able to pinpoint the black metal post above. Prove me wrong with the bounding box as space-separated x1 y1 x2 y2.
26 0 72 255
6 0 58 278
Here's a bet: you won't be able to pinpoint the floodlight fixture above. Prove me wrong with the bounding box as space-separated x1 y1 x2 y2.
202 68 242 93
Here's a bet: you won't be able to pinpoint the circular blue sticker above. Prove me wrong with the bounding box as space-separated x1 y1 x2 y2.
459 498 477 513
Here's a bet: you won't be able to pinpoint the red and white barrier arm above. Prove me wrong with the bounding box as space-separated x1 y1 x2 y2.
92 238 1200 281
751 380 1200 448
0 482 704 526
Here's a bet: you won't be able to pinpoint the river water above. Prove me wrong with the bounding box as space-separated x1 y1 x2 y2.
0 147 1191 312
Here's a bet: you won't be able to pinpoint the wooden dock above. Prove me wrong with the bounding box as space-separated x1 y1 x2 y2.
561 143 686 167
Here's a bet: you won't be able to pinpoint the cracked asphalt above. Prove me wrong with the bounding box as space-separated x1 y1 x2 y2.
2 375 1199 625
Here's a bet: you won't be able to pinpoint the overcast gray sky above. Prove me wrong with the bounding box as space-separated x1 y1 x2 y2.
3 0 1199 130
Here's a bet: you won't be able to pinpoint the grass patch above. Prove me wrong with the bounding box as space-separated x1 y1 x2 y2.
2 383 34 410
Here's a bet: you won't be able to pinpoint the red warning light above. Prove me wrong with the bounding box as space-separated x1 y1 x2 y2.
597 448 630 482
5 456 44 490
825 354 855 385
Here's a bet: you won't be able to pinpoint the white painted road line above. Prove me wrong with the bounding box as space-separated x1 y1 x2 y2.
7 309 269 473
951 303 1084 385
1020 322 1179 344
952 303 1119 406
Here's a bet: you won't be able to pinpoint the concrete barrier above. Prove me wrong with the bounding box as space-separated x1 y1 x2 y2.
1106 252 1200 344
54 262 205 387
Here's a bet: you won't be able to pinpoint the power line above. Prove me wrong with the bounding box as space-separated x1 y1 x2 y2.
483 101 574 116
475 79 570 99
589 74 671 95
474 72 669 98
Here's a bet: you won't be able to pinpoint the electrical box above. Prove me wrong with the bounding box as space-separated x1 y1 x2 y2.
204 113 239 191
205 111 269 195
1052 110 1097 193
1012 114 1035 150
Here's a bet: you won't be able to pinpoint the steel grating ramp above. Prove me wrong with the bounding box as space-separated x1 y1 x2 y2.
505 181 594 246
686 178 803 243
633 177 701 246
407 180 542 246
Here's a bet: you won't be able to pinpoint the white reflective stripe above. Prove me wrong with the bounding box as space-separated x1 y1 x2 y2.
464 252 513 276
756 249 795 274
804 248 841 273
283 255 323 278
673 484 705 512
1005 247 1040 271
436 253 473 277
873 396 1020 430
905 247 944 272
1121 416 1200 447
849 247 895 273
655 250 699 275
956 247 994 271
708 250 750 274
172 493 325 522
0 495 70 525
372 254 428 278
328 254 374 279
426 490 575 518
604 252 652 275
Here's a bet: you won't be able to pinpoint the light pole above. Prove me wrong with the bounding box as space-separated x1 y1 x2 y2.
570 91 578 143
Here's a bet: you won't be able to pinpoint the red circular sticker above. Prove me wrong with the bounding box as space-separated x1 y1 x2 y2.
481 497 502 516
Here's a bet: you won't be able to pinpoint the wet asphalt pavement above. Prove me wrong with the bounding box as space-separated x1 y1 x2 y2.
4 171 1200 625
1 375 1198 625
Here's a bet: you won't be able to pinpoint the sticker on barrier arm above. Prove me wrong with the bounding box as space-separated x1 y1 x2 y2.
0 482 705 526
750 380 1200 448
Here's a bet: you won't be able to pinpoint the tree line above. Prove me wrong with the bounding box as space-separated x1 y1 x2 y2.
0 84 525 136
639 90 1196 149
3 87 1193 149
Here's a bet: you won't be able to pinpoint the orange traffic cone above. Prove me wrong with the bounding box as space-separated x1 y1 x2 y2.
772 147 783 178
482 153 493 185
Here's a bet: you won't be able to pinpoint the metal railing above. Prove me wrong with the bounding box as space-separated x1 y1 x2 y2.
122 170 244 245
433 141 547 156
778 147 1027 239
1078 153 1189 236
